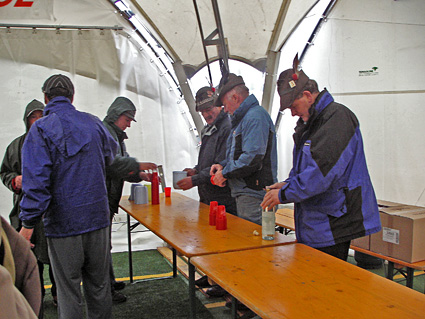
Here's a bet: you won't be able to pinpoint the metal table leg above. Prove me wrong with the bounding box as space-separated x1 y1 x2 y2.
127 214 134 283
172 248 177 277
189 261 196 319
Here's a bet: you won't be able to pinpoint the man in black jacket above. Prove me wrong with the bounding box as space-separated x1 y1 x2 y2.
177 87 236 214
177 87 236 298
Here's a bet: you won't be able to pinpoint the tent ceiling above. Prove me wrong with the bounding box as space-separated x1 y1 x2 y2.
130 0 318 77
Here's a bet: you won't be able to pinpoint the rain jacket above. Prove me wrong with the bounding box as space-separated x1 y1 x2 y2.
103 97 141 218
221 94 277 199
192 110 236 213
280 89 381 248
0 100 50 263
19 96 118 238
0 100 44 230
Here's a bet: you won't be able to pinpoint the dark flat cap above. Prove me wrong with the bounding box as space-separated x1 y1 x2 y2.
195 86 217 112
277 55 310 110
214 73 245 106
42 74 74 96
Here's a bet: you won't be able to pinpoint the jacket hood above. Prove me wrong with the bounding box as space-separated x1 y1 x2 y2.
24 99 44 131
104 97 137 124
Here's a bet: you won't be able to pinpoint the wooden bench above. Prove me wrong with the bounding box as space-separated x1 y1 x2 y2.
274 207 425 292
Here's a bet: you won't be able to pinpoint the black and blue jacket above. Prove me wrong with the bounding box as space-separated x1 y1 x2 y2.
280 90 381 248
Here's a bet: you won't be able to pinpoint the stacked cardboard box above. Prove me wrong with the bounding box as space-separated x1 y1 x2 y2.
370 204 425 263
351 200 403 250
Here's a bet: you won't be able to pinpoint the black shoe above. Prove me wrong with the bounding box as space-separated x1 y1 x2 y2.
113 281 126 291
195 275 211 288
112 291 127 304
206 285 227 297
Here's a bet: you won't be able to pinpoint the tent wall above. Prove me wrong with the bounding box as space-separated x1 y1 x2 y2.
275 0 425 206
0 27 199 220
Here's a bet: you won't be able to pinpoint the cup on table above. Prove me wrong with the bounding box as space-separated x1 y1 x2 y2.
134 185 148 204
173 171 187 189
164 187 171 197
129 183 141 201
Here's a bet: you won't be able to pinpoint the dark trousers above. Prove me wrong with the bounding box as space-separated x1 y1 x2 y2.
315 241 351 261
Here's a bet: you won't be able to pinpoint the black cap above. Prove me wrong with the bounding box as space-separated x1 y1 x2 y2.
195 87 217 112
277 54 310 110
42 74 74 96
214 73 245 106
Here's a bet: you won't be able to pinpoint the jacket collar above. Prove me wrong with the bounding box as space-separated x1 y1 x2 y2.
231 94 258 128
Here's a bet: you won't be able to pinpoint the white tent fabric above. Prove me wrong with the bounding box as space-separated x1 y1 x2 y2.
283 0 425 206
0 0 425 233
130 0 318 73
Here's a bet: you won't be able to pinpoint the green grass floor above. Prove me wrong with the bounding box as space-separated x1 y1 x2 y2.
41 249 425 319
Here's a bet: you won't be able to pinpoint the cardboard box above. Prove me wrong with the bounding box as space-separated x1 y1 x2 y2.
351 235 370 250
370 205 425 263
377 199 407 208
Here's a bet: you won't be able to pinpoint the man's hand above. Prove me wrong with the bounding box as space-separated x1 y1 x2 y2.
177 177 193 190
183 168 197 177
19 227 35 248
260 182 287 210
139 162 157 171
14 175 22 190
139 172 152 182
212 170 227 187
210 164 223 176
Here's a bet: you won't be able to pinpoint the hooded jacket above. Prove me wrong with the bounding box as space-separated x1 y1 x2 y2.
103 97 141 218
280 90 381 248
0 100 50 263
192 110 236 213
221 94 277 199
0 100 44 230
19 96 118 237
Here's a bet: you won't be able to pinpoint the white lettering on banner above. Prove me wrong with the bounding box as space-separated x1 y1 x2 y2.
0 0 34 7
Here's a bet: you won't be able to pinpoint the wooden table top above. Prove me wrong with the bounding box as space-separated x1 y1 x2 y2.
119 192 295 258
191 243 425 319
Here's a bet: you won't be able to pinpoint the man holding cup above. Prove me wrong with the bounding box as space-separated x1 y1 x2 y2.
177 87 236 215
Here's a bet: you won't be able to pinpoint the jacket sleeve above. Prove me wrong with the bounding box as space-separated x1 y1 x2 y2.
106 155 141 183
280 113 359 204
19 127 53 229
0 143 20 193
222 115 269 179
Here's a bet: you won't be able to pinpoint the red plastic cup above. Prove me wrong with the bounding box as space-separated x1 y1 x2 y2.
164 187 171 197
210 176 215 185
209 201 218 226
216 205 227 230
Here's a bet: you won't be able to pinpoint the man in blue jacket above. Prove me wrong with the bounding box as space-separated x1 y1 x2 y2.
261 57 381 261
211 74 277 225
19 74 118 319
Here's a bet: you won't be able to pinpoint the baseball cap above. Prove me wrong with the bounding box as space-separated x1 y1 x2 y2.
42 74 74 96
214 73 245 106
277 54 310 110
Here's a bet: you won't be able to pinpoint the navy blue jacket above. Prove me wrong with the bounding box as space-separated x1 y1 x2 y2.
280 90 381 248
192 110 236 213
20 97 118 237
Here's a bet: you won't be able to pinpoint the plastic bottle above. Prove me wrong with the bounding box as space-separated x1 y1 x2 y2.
151 171 160 205
262 206 276 240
